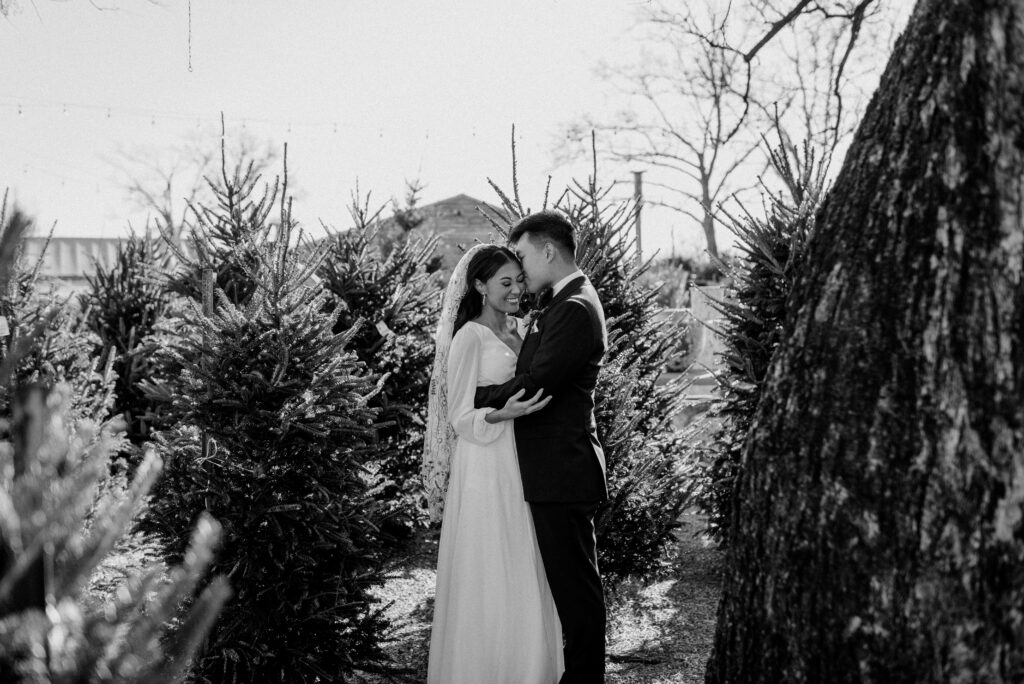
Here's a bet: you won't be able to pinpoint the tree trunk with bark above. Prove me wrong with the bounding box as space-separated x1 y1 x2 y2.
701 179 719 259
706 1 1024 682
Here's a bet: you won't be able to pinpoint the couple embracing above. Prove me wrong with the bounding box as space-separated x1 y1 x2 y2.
422 211 608 683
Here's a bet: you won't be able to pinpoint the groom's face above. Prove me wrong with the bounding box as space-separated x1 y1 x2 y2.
511 234 551 294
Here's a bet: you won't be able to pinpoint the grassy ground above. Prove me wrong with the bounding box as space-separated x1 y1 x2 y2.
354 511 722 684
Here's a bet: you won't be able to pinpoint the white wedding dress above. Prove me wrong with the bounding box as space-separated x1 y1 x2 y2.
427 321 563 684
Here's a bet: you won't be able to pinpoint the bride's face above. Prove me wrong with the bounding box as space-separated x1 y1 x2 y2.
479 262 525 314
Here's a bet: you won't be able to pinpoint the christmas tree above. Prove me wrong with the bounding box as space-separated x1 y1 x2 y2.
141 150 394 680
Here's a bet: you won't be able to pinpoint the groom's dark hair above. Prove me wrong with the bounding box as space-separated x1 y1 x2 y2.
509 210 576 259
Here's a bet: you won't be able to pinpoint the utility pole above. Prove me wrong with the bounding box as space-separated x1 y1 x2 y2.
632 170 643 266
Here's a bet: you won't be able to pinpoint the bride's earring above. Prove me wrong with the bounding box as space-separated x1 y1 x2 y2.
480 291 487 308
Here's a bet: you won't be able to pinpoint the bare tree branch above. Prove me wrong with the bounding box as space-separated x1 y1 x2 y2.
558 0 906 258
827 0 876 148
743 0 815 62
108 129 281 247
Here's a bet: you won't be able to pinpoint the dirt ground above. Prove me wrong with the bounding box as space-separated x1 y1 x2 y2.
86 512 721 684
355 511 722 684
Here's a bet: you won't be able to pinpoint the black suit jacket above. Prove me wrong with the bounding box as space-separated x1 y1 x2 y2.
475 275 608 503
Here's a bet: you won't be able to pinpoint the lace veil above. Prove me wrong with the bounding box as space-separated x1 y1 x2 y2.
422 243 489 523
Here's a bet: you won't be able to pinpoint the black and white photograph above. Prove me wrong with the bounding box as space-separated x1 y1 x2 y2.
0 1 1021 682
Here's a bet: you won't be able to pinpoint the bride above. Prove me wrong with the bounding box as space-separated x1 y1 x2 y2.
422 244 564 683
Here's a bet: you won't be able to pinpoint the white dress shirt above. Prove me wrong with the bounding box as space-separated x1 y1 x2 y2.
551 269 585 297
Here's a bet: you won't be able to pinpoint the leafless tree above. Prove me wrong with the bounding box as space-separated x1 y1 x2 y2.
560 4 768 259
108 130 281 246
561 1 909 258
729 1 909 163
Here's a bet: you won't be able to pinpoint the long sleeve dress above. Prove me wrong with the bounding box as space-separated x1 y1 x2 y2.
427 321 563 684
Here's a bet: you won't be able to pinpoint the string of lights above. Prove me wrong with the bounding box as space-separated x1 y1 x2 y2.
0 96 356 133
0 129 108 191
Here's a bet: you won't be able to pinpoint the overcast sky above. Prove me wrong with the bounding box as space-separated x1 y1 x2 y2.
1 1 685 249
1 1 912 260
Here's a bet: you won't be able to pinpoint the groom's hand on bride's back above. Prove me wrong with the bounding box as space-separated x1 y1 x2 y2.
484 388 551 423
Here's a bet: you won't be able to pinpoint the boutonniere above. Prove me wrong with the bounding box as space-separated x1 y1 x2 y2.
523 308 545 334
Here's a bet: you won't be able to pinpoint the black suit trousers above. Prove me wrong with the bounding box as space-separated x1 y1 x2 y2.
530 501 606 684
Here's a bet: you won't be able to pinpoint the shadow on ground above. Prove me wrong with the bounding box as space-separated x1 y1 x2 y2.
355 513 723 684
605 513 722 683
353 529 437 683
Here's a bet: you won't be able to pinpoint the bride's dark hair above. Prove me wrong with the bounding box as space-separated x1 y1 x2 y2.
453 245 521 334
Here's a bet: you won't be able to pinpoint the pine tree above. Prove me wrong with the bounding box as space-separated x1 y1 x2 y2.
0 199 117 429
81 230 172 454
700 138 827 542
317 191 442 533
161 144 275 309
0 386 231 683
0 192 229 683
142 151 393 681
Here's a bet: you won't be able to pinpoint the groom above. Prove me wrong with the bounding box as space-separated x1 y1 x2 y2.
475 210 608 683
